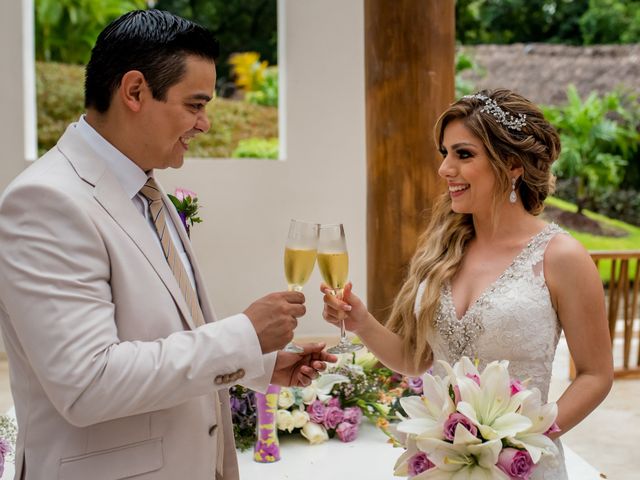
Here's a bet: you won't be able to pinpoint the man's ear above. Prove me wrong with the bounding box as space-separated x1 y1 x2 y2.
119 70 147 113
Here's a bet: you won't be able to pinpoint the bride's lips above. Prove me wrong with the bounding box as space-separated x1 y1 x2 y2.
448 183 470 198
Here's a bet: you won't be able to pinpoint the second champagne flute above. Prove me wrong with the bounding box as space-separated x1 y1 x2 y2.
317 223 362 354
283 219 319 353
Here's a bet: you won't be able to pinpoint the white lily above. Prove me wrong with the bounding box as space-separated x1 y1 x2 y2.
310 373 349 402
506 387 559 462
393 436 420 476
444 359 532 441
413 424 510 479
397 373 456 440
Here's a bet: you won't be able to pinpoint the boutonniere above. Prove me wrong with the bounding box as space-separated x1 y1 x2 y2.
168 188 202 238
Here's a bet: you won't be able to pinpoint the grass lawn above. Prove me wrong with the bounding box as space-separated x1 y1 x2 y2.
545 196 640 282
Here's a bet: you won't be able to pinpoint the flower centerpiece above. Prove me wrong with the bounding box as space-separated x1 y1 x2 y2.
230 352 423 449
0 414 17 477
167 188 201 237
394 357 559 479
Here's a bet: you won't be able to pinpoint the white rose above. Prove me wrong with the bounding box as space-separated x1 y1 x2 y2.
291 408 310 429
300 386 317 405
301 422 329 445
276 409 295 432
278 387 295 409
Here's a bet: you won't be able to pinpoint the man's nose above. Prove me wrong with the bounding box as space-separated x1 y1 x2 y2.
196 111 211 134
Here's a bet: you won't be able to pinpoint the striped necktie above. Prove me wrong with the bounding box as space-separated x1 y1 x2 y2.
140 177 225 477
140 177 206 327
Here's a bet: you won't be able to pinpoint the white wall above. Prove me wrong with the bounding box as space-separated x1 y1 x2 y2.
158 0 366 337
1 0 366 340
0 0 35 193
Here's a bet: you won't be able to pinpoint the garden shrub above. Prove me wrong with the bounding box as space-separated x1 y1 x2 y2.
231 138 279 160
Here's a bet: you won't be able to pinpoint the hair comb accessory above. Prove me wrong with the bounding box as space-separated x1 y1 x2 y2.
463 93 527 131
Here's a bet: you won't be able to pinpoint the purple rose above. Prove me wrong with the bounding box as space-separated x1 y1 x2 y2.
407 451 435 476
307 400 326 424
326 397 341 408
443 412 478 441
466 373 481 385
510 379 525 396
336 421 358 442
323 406 345 430
497 448 535 479
175 187 197 201
544 422 561 437
407 377 424 394
343 407 363 425
0 438 11 477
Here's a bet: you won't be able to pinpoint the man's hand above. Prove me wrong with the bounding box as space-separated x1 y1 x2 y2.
244 291 306 353
271 343 338 387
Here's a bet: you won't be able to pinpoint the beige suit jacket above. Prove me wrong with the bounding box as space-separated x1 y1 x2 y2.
0 125 275 479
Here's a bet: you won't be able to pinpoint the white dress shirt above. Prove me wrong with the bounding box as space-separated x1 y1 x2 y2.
75 116 197 290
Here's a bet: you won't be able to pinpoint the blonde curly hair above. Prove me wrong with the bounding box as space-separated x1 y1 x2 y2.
385 89 561 371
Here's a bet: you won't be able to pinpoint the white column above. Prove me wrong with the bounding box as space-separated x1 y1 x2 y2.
0 0 35 192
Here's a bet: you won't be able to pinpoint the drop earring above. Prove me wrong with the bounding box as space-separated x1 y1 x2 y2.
509 177 517 204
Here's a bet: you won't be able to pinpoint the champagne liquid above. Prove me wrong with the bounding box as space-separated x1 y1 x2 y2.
284 248 317 288
317 252 349 290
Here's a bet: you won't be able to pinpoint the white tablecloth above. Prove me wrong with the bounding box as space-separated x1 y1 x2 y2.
237 422 604 480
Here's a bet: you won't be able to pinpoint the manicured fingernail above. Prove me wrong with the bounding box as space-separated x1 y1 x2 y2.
343 305 352 311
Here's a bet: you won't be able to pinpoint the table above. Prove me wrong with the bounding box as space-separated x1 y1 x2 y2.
237 422 604 480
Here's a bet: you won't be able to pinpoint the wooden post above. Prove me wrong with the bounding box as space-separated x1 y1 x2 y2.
365 0 455 322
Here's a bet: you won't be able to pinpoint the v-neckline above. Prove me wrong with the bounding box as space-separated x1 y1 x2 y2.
446 223 553 322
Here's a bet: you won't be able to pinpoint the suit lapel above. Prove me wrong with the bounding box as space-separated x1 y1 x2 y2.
57 125 197 330
162 188 218 324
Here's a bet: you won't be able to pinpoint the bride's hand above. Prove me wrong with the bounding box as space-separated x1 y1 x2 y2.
321 282 370 334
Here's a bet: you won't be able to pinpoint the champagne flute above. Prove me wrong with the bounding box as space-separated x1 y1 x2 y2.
283 219 319 353
318 224 362 354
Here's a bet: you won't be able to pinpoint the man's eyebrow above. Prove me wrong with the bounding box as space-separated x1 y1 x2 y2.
188 93 213 102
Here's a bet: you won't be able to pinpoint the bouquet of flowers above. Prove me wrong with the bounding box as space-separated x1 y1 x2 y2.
168 188 201 237
394 357 559 479
0 414 17 477
230 352 423 449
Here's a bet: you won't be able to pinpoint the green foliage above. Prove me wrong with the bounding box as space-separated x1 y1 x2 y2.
36 61 278 158
455 50 481 98
545 197 640 282
542 85 639 213
245 67 278 107
231 138 279 160
455 0 639 45
579 0 640 44
153 0 277 89
35 0 147 64
228 52 279 107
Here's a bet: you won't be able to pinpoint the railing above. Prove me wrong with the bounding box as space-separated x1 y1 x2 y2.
570 250 640 379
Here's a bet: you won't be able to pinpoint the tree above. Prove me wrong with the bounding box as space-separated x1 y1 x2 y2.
153 0 277 91
543 85 639 214
35 0 147 64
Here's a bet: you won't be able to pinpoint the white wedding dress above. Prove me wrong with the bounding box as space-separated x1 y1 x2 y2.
416 223 568 479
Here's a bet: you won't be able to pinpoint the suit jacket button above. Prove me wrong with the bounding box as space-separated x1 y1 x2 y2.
222 374 231 383
209 424 217 436
237 369 245 379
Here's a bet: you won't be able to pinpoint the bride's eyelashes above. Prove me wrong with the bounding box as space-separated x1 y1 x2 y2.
438 147 475 160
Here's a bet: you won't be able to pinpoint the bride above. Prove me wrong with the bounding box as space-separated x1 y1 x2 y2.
321 89 613 478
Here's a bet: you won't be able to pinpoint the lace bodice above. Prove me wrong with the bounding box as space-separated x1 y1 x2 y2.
415 223 568 479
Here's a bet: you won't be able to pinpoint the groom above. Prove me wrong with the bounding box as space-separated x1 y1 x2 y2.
0 9 335 480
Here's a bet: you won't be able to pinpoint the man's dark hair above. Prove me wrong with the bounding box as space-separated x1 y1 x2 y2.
85 9 219 113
